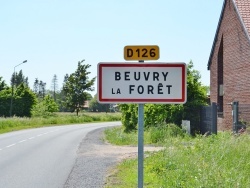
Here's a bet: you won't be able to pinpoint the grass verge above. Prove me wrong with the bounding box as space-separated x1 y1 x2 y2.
104 125 250 187
0 112 121 134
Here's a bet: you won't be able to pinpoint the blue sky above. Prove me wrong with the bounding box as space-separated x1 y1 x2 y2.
0 0 224 96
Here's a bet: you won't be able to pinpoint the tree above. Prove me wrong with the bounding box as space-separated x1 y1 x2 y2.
1 83 37 117
39 81 46 99
51 74 58 101
11 70 29 88
33 78 39 95
62 60 96 115
33 78 46 99
54 74 70 112
0 77 35 117
13 83 37 117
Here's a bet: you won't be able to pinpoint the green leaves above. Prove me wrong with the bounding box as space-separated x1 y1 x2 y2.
31 95 59 117
13 83 37 117
119 104 138 132
62 60 96 115
0 83 36 117
0 76 8 91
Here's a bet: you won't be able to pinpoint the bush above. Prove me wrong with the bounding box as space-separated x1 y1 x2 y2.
31 95 59 118
144 104 167 127
119 104 138 132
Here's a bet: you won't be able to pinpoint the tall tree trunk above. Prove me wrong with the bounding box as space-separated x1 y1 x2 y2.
76 108 79 116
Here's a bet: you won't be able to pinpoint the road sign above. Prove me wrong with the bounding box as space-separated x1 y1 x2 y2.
124 45 159 60
97 62 186 104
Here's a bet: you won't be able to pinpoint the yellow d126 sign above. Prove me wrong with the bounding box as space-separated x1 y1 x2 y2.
124 45 160 61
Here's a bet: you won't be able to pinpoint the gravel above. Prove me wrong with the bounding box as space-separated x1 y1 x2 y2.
64 126 163 188
64 127 117 188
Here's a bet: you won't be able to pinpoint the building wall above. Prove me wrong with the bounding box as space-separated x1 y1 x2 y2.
210 0 250 130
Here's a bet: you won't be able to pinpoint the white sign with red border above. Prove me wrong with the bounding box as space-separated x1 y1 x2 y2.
97 62 186 104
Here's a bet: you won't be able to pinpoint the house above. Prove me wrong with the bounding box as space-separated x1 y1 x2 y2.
207 0 250 130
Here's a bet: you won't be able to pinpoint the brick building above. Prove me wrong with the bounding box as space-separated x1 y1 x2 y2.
207 0 250 130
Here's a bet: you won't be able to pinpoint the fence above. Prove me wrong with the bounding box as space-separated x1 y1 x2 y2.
200 102 217 135
233 101 250 133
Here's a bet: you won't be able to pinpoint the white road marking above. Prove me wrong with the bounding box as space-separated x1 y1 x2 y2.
6 144 16 148
18 140 27 143
0 128 64 152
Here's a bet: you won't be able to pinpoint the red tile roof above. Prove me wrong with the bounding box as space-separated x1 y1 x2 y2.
235 0 250 34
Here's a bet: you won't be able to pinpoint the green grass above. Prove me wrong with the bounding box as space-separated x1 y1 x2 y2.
104 127 138 145
0 112 121 134
104 124 185 146
105 126 250 187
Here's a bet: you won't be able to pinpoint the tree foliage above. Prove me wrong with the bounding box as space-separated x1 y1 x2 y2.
31 95 59 117
120 61 208 133
13 83 37 117
0 83 36 117
33 78 46 99
0 88 11 117
119 103 138 132
0 76 8 91
11 70 29 88
62 60 96 115
144 104 168 127
51 74 58 101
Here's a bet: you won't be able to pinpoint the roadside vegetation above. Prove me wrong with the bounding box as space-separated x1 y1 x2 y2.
104 123 184 146
0 112 121 134
104 125 250 188
0 59 122 134
104 61 250 187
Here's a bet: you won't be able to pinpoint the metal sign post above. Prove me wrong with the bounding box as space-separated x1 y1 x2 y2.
138 103 144 188
138 60 144 188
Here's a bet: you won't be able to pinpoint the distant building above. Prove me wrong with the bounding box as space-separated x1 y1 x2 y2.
83 100 90 110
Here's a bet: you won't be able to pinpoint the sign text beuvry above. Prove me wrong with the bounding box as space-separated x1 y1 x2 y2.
112 71 172 95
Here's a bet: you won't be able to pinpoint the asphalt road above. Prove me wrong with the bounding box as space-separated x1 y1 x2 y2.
0 122 121 188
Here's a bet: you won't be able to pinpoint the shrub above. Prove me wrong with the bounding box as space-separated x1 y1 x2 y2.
31 95 59 118
119 104 138 132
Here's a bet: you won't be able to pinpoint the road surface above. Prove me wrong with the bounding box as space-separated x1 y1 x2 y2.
0 122 121 188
